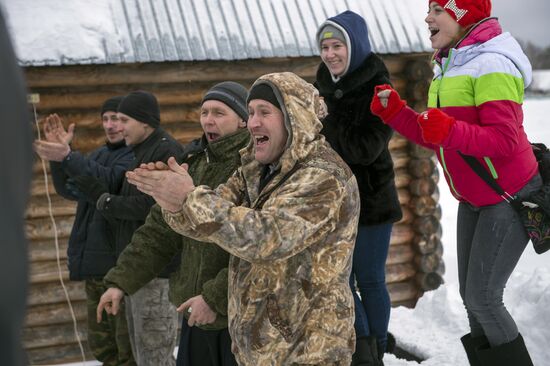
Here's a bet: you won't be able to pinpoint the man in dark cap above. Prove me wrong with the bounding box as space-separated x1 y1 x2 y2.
34 97 135 365
74 90 184 365
97 81 250 366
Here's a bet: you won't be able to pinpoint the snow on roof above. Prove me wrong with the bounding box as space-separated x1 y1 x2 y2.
2 0 432 67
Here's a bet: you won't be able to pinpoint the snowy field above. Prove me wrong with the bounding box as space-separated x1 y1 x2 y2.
57 97 550 366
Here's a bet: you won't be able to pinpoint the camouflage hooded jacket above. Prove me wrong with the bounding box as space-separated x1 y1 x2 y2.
164 72 360 365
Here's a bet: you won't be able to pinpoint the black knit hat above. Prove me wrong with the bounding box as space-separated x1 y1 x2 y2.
117 91 160 128
101 96 124 116
247 83 281 110
201 81 249 121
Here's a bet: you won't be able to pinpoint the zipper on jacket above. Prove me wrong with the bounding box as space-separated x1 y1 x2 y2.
439 146 462 198
436 50 462 199
204 148 210 163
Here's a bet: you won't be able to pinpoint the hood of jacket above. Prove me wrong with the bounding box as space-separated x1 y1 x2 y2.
240 72 326 202
435 18 532 87
316 10 372 81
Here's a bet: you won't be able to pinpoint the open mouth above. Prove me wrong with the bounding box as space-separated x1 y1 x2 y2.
429 28 440 37
207 132 220 141
254 135 269 146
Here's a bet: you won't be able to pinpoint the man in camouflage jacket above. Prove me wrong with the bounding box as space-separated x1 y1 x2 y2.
98 82 250 366
127 72 360 365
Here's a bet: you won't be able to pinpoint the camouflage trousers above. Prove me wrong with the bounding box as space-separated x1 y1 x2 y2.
85 279 136 366
126 278 178 366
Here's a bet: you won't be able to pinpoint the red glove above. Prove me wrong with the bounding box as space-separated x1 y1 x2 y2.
370 84 407 122
417 109 455 145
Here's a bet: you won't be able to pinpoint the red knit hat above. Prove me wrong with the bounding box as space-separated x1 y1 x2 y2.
431 0 491 27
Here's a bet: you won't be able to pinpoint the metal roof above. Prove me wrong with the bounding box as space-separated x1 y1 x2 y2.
6 0 432 66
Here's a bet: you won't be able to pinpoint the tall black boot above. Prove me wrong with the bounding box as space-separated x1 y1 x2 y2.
351 336 383 366
460 333 488 366
476 334 533 366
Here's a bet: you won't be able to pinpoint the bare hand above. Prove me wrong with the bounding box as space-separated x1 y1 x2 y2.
377 89 391 108
33 140 71 162
97 287 124 323
177 295 217 327
43 113 75 144
126 157 195 212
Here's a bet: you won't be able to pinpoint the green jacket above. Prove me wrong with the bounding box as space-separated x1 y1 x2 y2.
104 128 250 330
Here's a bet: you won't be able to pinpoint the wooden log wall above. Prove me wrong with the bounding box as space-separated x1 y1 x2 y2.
23 54 438 364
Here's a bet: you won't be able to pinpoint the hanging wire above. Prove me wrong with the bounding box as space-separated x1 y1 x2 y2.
32 102 87 365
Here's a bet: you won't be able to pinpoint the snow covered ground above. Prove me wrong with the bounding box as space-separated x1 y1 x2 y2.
57 96 550 366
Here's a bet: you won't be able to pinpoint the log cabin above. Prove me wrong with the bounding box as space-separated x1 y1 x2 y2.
4 0 441 363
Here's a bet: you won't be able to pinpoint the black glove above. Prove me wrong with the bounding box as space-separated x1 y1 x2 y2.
527 185 550 216
72 175 109 203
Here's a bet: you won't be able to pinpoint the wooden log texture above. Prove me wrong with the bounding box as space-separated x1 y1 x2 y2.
26 343 93 365
397 188 411 206
23 321 88 350
406 80 430 102
26 194 76 219
396 205 414 224
389 134 408 151
413 215 441 236
388 280 419 303
387 244 415 265
25 301 87 327
408 158 436 178
415 240 444 274
413 234 442 255
386 263 416 283
415 272 444 291
394 168 412 189
409 144 434 159
409 195 437 217
390 224 415 246
391 150 410 170
27 281 86 306
403 59 433 82
26 216 74 241
25 56 408 88
29 239 69 262
409 177 437 197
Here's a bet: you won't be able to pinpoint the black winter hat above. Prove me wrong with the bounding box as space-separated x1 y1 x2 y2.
201 81 249 121
100 96 124 116
247 83 281 110
118 91 160 128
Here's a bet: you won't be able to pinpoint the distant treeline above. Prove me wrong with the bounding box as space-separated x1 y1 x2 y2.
519 40 550 70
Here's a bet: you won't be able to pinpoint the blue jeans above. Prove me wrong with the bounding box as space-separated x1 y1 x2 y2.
349 223 392 350
457 174 542 347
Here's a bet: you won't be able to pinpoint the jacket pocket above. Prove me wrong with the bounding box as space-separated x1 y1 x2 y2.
266 293 293 342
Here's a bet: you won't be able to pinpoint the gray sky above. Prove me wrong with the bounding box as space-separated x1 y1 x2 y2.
492 0 550 47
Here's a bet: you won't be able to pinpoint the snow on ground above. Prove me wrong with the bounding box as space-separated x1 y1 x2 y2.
58 97 550 366
530 70 550 94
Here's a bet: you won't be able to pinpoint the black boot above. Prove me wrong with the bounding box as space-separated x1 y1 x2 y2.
476 334 533 366
460 333 488 366
351 336 383 366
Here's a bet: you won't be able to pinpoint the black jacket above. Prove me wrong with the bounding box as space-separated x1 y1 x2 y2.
51 140 133 280
316 53 402 225
99 128 183 277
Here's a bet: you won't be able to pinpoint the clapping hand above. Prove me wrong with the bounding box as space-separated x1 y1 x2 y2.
126 157 195 213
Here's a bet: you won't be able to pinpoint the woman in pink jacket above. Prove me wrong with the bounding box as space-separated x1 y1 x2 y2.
370 1 538 365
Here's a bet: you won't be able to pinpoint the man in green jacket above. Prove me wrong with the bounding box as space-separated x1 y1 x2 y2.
97 81 250 366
